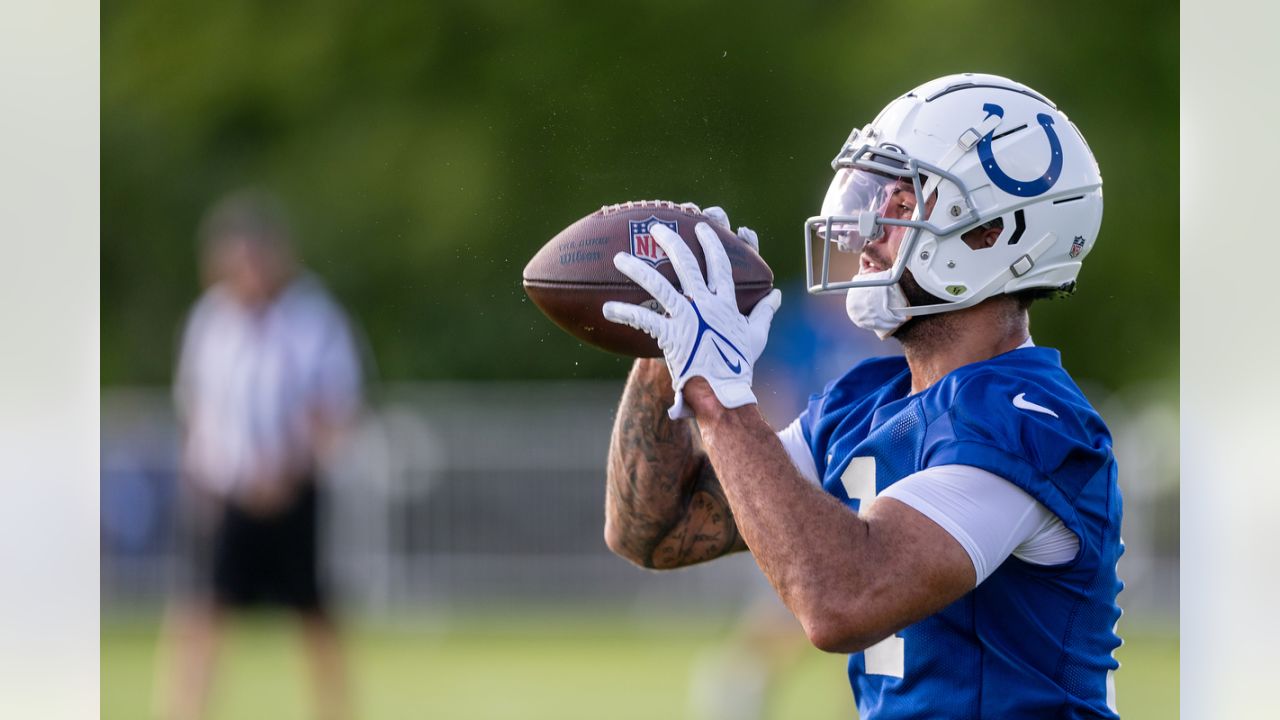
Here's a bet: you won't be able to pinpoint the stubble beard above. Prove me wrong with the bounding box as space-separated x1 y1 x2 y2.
891 270 957 350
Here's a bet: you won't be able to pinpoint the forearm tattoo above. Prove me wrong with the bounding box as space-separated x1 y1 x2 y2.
606 361 744 568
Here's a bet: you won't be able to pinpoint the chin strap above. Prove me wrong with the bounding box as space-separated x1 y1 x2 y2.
1005 230 1058 287
845 270 910 340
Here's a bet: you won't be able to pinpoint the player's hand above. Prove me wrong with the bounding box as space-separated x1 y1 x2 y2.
680 202 760 253
603 221 782 420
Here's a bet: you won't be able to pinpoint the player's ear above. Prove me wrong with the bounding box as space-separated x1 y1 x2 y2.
979 227 1000 248
961 224 1002 251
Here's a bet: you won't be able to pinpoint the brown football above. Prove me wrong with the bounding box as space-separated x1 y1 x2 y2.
523 200 774 357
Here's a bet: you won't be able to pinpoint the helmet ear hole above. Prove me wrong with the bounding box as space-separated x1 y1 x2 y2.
962 217 1004 251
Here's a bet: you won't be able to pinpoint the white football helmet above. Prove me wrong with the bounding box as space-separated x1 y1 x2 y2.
804 73 1103 316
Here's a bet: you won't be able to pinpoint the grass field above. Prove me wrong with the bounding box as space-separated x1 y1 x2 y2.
103 612 1177 719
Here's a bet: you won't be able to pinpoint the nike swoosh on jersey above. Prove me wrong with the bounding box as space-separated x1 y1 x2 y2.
1012 392 1059 418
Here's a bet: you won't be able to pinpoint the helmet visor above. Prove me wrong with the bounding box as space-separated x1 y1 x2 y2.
815 167 923 251
804 161 933 294
804 139 987 297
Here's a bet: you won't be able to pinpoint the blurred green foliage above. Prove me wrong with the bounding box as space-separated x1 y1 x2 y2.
103 0 1177 392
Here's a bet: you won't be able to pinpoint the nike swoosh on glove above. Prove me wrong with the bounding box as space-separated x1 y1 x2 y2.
602 221 782 420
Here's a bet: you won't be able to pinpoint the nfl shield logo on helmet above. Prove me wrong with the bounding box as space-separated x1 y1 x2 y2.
629 216 678 267
1070 235 1087 259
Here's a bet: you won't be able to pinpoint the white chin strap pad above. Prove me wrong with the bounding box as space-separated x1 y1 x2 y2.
845 271 910 339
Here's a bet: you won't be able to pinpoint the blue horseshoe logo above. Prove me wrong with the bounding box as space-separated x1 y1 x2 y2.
977 103 1063 197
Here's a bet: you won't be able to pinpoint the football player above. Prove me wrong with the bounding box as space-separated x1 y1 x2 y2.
602 73 1122 719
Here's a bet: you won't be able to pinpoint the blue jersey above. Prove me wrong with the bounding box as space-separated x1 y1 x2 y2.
798 346 1123 719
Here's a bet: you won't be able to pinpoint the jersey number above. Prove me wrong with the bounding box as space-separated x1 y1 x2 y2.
840 456 905 679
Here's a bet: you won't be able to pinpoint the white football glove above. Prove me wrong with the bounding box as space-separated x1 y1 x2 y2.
680 202 760 253
603 221 782 420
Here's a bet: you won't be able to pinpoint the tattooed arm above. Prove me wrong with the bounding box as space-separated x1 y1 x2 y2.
604 359 747 569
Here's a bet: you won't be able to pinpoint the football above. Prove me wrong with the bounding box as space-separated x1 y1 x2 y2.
523 200 775 357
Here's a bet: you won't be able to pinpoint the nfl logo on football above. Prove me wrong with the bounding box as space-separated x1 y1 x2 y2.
629 216 677 267
1070 235 1086 259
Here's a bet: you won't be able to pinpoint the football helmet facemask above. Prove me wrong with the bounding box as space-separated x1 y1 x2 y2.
804 73 1103 320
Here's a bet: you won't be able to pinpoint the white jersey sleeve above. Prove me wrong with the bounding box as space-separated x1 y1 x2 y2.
879 464 1079 584
777 417 821 485
776 394 1075 586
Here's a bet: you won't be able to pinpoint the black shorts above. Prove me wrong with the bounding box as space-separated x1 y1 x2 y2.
194 481 327 613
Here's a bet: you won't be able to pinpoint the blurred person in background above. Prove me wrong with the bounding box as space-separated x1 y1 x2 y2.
157 189 363 720
753 255 886 429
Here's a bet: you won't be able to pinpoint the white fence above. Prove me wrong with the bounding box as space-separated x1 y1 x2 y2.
100 382 1178 621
